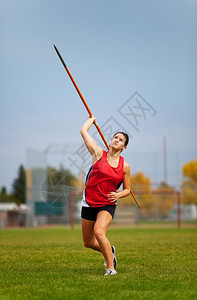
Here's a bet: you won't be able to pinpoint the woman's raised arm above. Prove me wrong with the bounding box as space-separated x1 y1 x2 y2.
80 117 103 163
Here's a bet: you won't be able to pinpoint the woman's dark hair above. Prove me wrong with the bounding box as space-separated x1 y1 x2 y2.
113 132 129 147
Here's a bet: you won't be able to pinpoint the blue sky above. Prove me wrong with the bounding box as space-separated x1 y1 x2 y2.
1 0 197 191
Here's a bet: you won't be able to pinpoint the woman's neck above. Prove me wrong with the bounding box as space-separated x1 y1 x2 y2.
107 148 121 158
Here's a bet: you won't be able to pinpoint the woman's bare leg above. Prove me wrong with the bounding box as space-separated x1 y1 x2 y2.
81 218 101 251
94 211 114 270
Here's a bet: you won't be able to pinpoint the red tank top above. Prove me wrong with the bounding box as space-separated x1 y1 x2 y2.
84 150 124 207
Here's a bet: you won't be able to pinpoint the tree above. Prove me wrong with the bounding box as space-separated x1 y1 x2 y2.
181 160 197 205
130 174 175 219
130 172 155 218
130 172 152 192
1 186 7 195
154 182 175 218
44 165 80 205
0 186 7 203
0 186 19 204
47 165 79 187
12 165 26 203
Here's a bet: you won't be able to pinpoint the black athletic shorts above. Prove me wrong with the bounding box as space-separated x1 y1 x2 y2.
81 205 116 221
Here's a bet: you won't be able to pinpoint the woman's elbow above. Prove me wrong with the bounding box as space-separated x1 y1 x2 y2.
80 128 85 136
125 188 130 196
80 128 88 141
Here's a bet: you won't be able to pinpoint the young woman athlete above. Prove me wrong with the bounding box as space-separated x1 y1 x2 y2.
80 116 131 276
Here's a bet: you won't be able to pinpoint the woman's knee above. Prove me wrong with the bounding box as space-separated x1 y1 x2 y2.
94 228 105 241
83 239 93 248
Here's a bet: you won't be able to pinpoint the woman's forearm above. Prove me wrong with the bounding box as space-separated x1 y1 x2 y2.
117 188 130 199
80 117 96 135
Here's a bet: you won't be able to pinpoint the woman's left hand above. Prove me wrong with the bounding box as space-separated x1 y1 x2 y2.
107 192 119 202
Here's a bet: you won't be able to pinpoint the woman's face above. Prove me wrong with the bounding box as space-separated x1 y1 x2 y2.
111 133 127 151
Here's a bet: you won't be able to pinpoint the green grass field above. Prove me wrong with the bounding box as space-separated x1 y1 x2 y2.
0 226 196 300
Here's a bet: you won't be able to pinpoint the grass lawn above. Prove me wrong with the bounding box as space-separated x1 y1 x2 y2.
0 226 196 300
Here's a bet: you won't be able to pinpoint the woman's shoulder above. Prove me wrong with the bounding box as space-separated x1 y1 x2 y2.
123 160 130 171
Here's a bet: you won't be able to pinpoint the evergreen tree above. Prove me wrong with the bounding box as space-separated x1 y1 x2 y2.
0 186 19 203
0 186 7 195
12 165 26 203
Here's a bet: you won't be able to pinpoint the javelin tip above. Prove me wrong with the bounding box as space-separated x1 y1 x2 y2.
53 44 68 68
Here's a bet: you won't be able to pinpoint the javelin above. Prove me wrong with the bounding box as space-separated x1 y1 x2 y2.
53 45 140 208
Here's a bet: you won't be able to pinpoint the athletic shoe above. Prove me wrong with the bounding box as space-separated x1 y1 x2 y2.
112 246 117 269
104 268 117 276
104 246 117 269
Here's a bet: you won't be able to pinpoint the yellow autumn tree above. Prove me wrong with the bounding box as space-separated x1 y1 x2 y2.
154 182 175 219
118 172 152 207
130 172 154 218
130 172 152 192
181 160 197 205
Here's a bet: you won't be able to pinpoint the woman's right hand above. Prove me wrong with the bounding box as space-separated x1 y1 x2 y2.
88 116 97 125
